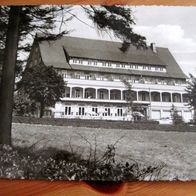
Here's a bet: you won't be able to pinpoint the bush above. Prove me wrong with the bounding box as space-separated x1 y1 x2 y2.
170 105 184 125
0 144 164 181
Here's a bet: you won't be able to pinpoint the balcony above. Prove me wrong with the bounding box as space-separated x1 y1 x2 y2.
61 86 189 105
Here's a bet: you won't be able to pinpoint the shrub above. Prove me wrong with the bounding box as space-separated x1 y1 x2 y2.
170 105 184 125
0 144 164 181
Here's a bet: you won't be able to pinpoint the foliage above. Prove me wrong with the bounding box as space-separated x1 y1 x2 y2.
0 5 147 68
122 79 139 121
84 5 146 52
0 144 164 181
170 105 184 125
17 65 65 118
13 89 37 116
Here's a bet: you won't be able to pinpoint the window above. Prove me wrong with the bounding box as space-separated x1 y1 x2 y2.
102 62 106 66
160 67 163 71
75 89 81 98
99 76 104 80
143 66 146 70
79 107 85 115
107 62 112 67
92 107 98 115
100 91 104 99
121 64 125 68
142 93 146 101
116 64 120 68
73 59 78 63
148 66 151 70
130 65 134 69
88 60 92 65
65 106 71 115
75 74 80 79
85 75 90 80
104 108 111 116
94 61 98 66
117 108 123 116
78 60 83 64
155 67 159 71
135 65 138 69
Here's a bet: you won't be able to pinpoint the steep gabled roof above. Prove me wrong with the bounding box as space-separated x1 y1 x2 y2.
37 36 187 79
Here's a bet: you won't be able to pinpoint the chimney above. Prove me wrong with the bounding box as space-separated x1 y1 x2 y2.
150 43 157 53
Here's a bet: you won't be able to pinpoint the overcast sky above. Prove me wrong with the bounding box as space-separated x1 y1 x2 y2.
63 6 196 77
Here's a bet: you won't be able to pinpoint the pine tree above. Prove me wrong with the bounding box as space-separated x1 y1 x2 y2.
0 6 22 144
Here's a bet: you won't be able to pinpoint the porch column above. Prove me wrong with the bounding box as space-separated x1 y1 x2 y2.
95 89 98 99
180 93 183 103
160 92 162 102
108 89 110 100
170 93 173 102
149 89 151 102
83 88 85 98
136 91 139 101
121 90 123 100
70 87 72 98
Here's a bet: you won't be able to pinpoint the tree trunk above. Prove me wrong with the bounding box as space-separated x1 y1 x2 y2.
39 102 45 118
0 6 22 145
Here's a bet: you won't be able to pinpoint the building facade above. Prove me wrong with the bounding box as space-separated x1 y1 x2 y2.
27 36 193 123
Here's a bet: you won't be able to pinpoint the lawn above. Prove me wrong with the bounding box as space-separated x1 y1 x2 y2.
12 123 196 180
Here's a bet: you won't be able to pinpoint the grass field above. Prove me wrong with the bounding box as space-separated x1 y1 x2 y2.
12 123 196 180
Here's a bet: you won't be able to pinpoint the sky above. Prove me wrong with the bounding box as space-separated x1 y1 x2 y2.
62 6 196 77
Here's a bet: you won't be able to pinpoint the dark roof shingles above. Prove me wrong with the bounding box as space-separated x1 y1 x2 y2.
38 36 187 79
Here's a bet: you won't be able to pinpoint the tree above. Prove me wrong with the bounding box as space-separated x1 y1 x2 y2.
170 104 184 125
0 5 72 144
122 79 134 111
17 65 65 118
186 74 196 123
122 79 137 121
13 89 37 117
0 5 146 144
0 6 22 145
83 5 146 52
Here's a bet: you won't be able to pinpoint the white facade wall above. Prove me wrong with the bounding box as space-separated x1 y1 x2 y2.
51 76 193 124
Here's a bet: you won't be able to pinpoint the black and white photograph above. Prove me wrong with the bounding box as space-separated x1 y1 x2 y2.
0 5 196 181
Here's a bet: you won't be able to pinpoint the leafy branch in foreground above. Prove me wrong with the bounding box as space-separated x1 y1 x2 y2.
83 5 147 52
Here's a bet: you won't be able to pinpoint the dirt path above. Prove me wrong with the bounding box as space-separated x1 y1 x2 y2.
12 123 196 180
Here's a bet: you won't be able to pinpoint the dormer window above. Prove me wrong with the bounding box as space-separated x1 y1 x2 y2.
130 65 134 69
94 61 97 66
102 62 106 66
78 60 83 64
107 62 111 67
73 59 78 64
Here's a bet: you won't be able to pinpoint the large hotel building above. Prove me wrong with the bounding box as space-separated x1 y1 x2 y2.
27 36 193 123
